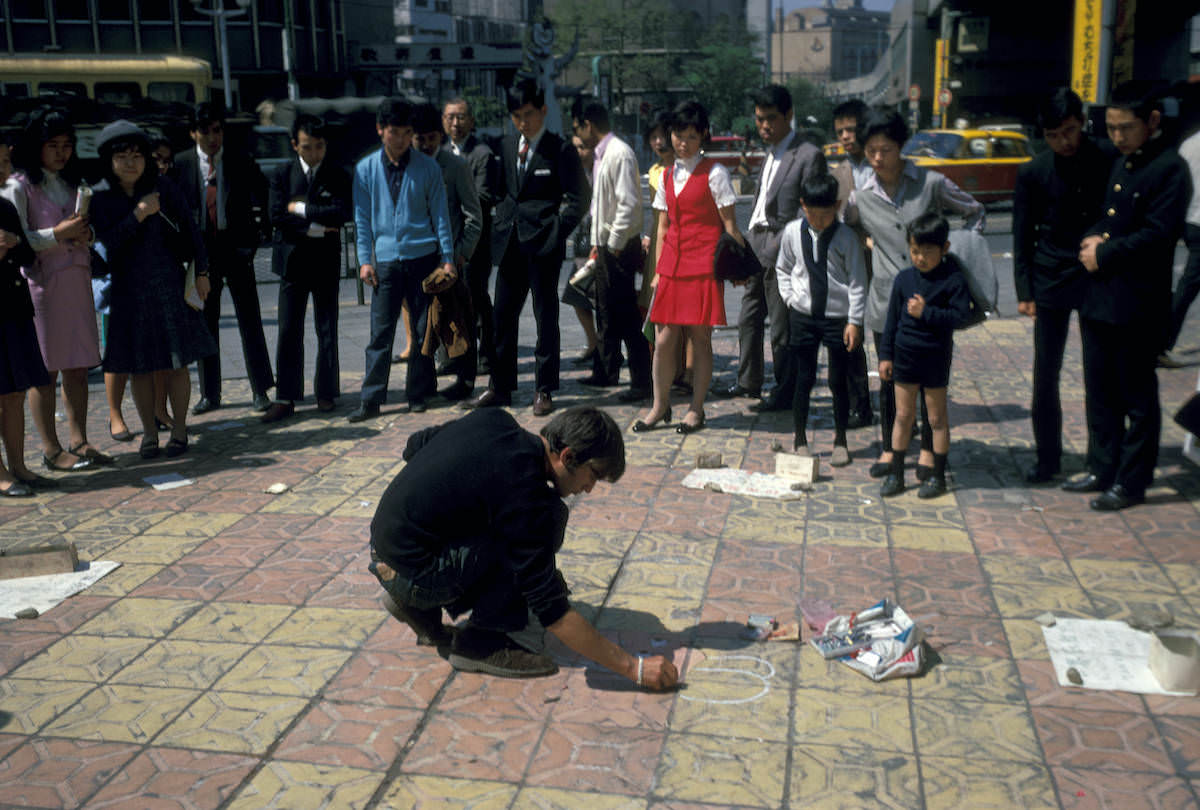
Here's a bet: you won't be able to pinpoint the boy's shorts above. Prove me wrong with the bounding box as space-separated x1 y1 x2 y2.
893 344 952 388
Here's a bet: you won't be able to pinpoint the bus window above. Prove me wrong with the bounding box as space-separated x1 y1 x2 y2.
95 82 142 105
148 82 195 104
38 82 87 97
0 82 31 97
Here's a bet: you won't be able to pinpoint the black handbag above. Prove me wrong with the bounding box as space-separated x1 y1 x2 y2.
713 231 762 283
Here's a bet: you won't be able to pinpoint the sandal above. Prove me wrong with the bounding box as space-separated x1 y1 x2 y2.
165 436 188 458
70 443 115 466
42 449 94 472
139 437 160 460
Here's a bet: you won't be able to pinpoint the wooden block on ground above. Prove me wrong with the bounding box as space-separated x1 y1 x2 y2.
775 453 819 487
0 543 79 580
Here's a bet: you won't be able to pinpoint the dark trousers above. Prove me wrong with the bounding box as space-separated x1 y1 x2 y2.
369 544 527 633
466 223 495 369
360 253 439 406
593 239 651 389
789 312 850 444
1030 304 1074 473
275 264 340 403
1168 223 1200 350
492 240 561 394
873 331 931 454
736 251 794 401
846 344 873 418
198 238 274 401
453 279 480 390
1080 316 1160 494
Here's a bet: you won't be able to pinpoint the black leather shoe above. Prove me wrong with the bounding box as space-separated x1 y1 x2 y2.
1024 464 1058 484
251 393 271 412
1090 484 1144 511
347 402 381 423
918 475 948 499
879 472 905 497
846 411 874 430
631 407 672 432
260 401 295 423
438 380 473 401
192 397 220 415
676 413 705 434
468 389 511 409
869 461 892 478
406 400 427 414
1061 473 1107 493
749 394 788 412
712 383 760 399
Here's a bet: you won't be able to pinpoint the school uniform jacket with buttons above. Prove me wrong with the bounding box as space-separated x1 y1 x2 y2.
491 130 587 261
1082 136 1191 325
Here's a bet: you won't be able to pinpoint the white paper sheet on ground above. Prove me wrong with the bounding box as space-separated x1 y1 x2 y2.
681 469 805 500
1042 618 1193 696
0 561 121 620
143 473 195 491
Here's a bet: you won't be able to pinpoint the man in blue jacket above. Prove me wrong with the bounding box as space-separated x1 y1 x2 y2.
349 98 456 421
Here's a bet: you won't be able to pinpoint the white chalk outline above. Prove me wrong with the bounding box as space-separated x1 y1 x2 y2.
678 654 776 705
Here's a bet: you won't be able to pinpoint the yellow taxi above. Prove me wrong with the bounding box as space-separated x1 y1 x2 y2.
900 128 1033 204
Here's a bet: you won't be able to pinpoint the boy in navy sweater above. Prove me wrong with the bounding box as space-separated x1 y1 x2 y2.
776 173 866 464
878 213 972 498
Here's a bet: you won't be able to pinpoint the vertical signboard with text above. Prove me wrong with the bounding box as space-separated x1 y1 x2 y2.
1071 0 1103 102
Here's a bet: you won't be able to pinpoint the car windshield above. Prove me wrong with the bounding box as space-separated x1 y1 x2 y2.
902 132 964 159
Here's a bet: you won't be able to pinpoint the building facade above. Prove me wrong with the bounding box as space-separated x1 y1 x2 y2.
769 0 890 87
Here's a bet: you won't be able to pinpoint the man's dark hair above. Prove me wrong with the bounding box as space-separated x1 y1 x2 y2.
506 78 545 113
571 97 610 133
907 211 950 247
190 102 225 132
832 99 868 126
291 113 326 142
643 108 672 143
670 100 710 138
541 406 625 482
1037 88 1084 132
1109 80 1163 123
411 102 442 135
860 107 909 148
800 172 839 208
751 84 792 115
377 97 414 128
14 108 79 185
150 135 173 154
443 96 471 114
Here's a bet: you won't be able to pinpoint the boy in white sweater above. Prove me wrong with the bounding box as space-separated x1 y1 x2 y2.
775 173 867 464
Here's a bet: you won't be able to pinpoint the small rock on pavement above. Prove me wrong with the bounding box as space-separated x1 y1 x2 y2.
1034 612 1057 627
1066 667 1083 685
1126 608 1173 632
15 608 39 619
695 452 723 469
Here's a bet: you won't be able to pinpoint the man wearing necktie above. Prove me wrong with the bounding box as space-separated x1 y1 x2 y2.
173 103 274 415
261 114 351 423
721 85 826 412
469 78 588 417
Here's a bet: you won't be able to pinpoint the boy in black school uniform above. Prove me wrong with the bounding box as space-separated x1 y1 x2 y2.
776 173 867 465
878 213 973 498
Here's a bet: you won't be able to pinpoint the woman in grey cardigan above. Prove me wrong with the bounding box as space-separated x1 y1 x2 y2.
845 109 984 479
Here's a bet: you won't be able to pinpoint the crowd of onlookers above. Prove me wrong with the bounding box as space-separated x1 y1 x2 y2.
0 75 1196 511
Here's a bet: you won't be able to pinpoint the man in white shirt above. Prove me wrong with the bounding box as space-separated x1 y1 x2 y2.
571 98 651 400
722 85 826 411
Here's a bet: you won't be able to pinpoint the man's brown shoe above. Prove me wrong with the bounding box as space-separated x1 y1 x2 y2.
381 592 452 646
449 627 557 678
261 401 295 423
532 391 554 416
316 399 335 412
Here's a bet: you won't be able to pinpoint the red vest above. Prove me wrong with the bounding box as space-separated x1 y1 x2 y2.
658 158 722 279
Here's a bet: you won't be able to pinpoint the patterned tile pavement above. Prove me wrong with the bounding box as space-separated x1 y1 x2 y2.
1 278 1199 809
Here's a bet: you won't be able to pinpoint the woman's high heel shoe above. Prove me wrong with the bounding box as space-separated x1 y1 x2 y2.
631 406 672 433
676 412 706 434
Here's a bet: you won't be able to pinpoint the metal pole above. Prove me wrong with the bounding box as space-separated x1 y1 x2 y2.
219 12 233 109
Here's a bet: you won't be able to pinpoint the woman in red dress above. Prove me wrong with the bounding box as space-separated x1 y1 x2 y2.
634 101 747 434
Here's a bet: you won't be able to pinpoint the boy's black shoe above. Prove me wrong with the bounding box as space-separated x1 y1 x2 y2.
381 592 453 647
918 475 948 499
449 626 558 678
869 461 891 478
880 472 905 497
1061 473 1107 493
1090 484 1144 512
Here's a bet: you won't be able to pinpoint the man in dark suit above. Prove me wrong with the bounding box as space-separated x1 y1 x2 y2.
721 85 826 411
1073 82 1190 510
174 102 274 414
1013 88 1112 483
413 102 482 401
261 114 352 423
443 97 500 376
469 78 588 416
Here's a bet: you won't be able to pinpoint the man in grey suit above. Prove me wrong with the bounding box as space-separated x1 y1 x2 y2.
413 102 483 401
719 85 826 411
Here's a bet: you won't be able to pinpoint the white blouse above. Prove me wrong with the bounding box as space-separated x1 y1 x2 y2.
0 171 73 252
652 152 737 211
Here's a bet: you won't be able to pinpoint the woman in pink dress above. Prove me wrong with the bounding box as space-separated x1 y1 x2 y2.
634 101 747 434
5 110 106 471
